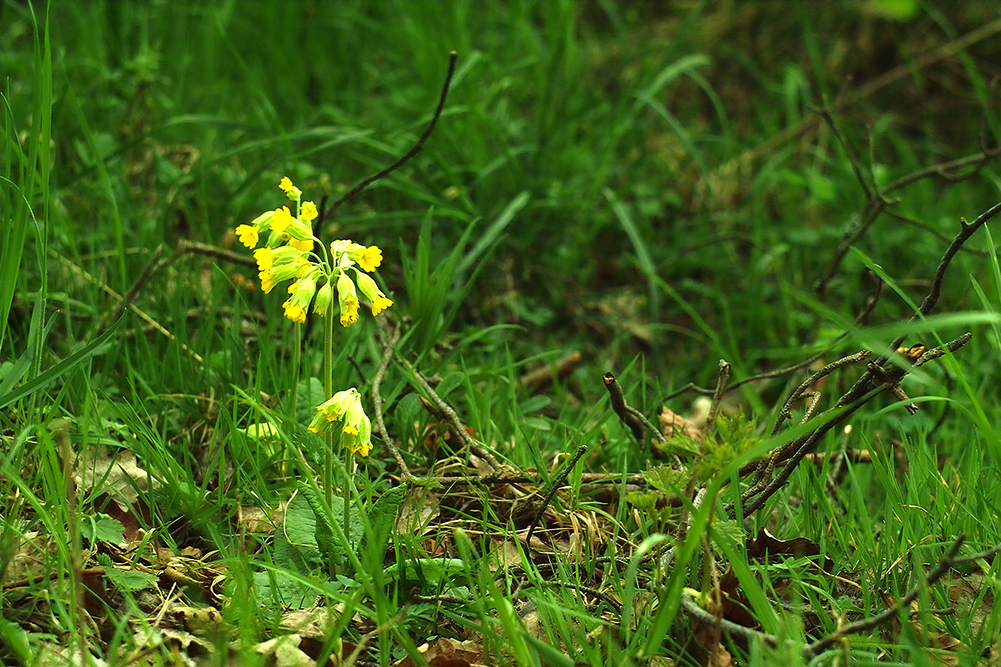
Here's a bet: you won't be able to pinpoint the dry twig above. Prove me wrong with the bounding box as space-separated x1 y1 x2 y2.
603 372 665 445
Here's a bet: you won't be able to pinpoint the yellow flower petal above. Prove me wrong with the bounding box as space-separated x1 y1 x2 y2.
301 201 318 222
235 224 259 249
270 206 294 233
339 300 359 327
289 237 314 252
371 295 393 316
357 245 383 272
254 247 274 272
260 272 276 294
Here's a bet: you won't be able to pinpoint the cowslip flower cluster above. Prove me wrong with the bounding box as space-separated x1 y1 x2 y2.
308 388 372 456
235 177 394 326
236 177 390 459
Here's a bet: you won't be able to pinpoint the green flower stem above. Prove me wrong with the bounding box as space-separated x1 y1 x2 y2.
290 322 300 426
344 451 353 549
324 308 334 529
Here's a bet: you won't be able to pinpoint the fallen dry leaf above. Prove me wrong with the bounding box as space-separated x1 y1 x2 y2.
660 406 702 443
394 637 485 667
76 449 158 511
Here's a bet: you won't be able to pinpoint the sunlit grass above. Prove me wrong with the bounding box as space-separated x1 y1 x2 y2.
3 1 1001 665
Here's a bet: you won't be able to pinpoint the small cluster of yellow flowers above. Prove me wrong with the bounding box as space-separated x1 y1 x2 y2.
308 387 372 456
234 177 394 327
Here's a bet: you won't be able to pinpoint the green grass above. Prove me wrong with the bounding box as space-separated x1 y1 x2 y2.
3 1 1001 665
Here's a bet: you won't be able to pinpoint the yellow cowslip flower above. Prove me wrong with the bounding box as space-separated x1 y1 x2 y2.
237 210 279 250
270 206 294 233
372 295 393 315
260 271 276 294
342 399 372 456
354 271 393 316
281 269 319 322
254 248 275 272
356 245 383 272
307 388 373 456
290 236 312 252
336 272 359 327
340 298 359 327
236 209 275 249
235 224 259 249
256 246 302 275
262 255 312 295
279 176 301 202
330 239 365 265
284 219 313 242
283 219 315 253
301 201 318 222
282 300 306 323
238 184 388 332
290 256 312 276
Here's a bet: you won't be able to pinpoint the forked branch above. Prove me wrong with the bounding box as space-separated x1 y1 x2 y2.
321 51 458 222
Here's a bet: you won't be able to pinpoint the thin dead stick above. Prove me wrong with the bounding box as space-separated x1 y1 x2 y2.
759 333 971 512
2 568 107 591
661 279 879 403
166 239 256 268
884 144 1001 194
839 334 973 411
890 202 1001 350
373 320 412 481
740 391 878 518
886 210 997 257
815 202 889 298
603 372 665 444
525 444 587 548
417 395 472 454
681 535 966 660
804 535 966 658
522 580 623 613
96 244 165 333
682 590 787 649
952 540 1001 567
702 360 730 437
321 51 458 222
52 249 205 364
393 470 647 487
741 350 870 485
395 352 503 470
771 350 871 437
519 351 582 393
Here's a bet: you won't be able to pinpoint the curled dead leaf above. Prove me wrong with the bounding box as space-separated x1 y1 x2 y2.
659 406 702 443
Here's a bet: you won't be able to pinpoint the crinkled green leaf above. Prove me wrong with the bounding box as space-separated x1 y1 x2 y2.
297 482 363 571
295 377 325 427
362 485 406 558
626 490 660 509
656 434 700 458
642 464 690 495
96 553 157 592
696 412 760 480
